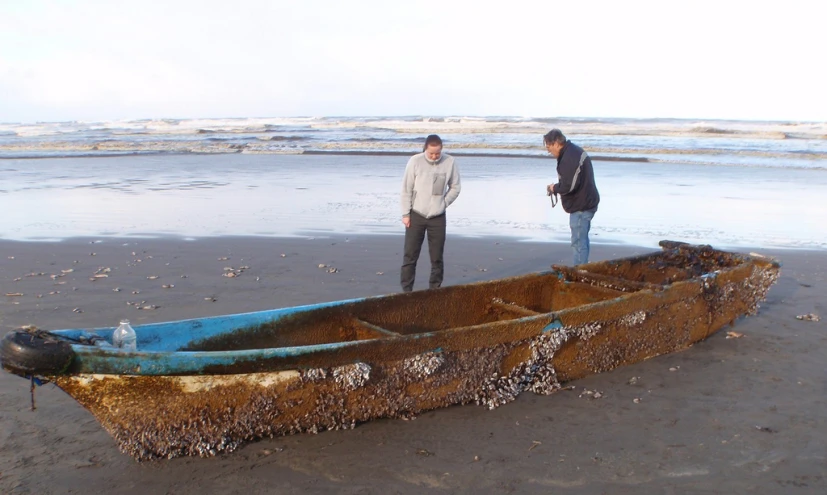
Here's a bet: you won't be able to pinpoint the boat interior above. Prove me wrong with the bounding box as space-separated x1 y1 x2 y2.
183 245 751 352
184 267 655 352
578 245 744 285
53 244 753 354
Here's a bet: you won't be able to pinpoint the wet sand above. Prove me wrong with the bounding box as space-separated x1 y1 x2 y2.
0 235 824 494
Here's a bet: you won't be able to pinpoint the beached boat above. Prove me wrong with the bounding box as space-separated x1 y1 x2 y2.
1 241 779 460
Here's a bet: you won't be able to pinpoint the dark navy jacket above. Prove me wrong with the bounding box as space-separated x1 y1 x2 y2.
553 141 600 214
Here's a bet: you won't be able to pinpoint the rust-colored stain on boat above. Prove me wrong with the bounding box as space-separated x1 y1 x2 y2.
42 243 778 460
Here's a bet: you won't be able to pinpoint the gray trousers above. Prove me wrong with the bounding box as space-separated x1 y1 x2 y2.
401 211 446 292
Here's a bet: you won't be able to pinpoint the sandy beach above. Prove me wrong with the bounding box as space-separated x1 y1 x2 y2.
0 234 824 494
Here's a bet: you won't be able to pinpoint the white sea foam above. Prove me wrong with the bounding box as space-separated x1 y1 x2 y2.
1 117 825 171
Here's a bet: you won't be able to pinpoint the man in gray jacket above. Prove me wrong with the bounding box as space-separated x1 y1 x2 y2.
400 134 461 292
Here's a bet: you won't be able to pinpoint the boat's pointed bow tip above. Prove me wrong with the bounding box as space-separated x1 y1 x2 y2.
748 251 782 267
658 239 685 249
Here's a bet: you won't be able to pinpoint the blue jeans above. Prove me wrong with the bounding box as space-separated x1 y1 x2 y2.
569 210 595 265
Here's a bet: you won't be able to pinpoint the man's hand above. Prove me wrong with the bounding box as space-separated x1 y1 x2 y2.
402 216 411 228
546 184 555 195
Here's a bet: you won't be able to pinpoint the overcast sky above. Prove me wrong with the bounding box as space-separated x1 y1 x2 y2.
1 0 824 123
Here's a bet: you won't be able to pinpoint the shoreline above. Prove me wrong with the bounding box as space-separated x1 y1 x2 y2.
0 149 652 162
4 147 825 168
3 152 825 250
2 231 823 255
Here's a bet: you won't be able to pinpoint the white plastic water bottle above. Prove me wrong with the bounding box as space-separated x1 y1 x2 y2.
112 319 137 352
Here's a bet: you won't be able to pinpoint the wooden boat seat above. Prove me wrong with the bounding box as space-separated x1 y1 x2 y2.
552 265 662 293
488 299 541 319
352 318 402 339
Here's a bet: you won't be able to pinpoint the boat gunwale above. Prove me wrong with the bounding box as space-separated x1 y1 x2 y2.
45 244 775 377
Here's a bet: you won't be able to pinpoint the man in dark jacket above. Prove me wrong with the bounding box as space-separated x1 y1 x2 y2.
544 129 600 265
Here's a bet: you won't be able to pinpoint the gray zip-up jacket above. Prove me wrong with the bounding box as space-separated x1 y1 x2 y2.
400 152 461 218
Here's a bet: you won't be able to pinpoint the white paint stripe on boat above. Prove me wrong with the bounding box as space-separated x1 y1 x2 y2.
70 370 302 392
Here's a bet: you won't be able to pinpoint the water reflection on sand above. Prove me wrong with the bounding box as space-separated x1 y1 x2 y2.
2 154 825 249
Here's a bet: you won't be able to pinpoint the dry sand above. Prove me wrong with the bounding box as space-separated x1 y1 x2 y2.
0 235 824 494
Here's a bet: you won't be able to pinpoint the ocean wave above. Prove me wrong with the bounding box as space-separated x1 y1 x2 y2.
2 138 826 165
2 116 825 171
6 117 826 141
259 135 312 142
344 136 423 143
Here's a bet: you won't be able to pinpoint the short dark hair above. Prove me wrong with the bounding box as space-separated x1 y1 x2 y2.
423 134 443 151
543 129 566 146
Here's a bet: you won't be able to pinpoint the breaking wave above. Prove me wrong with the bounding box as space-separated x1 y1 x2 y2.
1 116 825 169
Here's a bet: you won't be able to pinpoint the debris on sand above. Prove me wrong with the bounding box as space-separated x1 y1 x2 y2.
795 313 820 322
726 331 744 339
317 263 338 273
578 388 604 399
223 265 249 278
127 301 159 310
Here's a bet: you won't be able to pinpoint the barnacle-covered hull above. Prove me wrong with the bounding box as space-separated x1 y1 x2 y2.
5 241 779 460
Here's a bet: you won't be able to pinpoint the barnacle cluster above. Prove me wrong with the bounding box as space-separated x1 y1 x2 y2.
332 362 371 390
402 352 445 377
